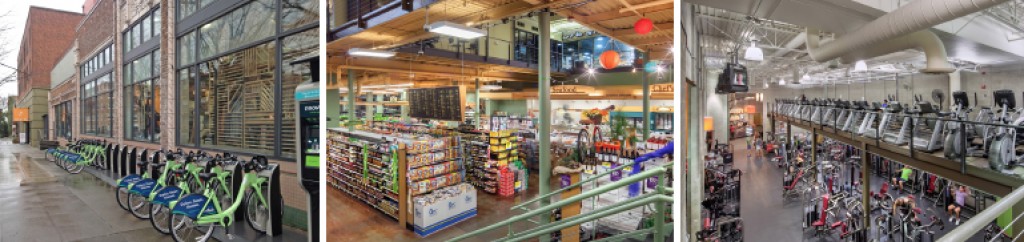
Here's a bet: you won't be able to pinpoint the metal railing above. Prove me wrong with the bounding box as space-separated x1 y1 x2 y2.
448 163 673 242
772 100 1024 184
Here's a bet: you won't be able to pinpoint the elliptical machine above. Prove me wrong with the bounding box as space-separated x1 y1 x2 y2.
988 90 1018 172
944 91 973 160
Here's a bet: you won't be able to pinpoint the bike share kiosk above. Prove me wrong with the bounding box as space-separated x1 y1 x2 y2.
292 54 320 242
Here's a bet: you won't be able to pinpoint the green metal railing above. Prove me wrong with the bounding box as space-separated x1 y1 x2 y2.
448 163 673 242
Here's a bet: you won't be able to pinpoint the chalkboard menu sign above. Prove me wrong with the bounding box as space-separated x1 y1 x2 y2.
408 86 466 121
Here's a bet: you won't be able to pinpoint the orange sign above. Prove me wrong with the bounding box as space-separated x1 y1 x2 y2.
703 116 713 131
12 108 29 122
744 105 756 114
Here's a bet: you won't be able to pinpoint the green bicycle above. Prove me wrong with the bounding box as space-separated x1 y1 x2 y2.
169 156 272 242
154 153 235 234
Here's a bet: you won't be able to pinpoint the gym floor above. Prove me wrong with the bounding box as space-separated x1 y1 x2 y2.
728 132 996 241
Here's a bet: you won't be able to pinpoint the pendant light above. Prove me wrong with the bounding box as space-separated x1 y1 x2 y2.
854 60 868 72
743 41 763 61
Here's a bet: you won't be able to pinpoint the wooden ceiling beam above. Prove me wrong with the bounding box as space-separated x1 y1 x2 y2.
577 3 672 23
610 22 673 36
632 36 672 46
330 56 537 82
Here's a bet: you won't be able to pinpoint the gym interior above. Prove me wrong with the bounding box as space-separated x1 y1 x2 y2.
683 0 1024 241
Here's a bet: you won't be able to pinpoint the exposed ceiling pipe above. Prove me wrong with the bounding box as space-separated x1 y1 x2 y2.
804 0 1010 72
768 32 806 59
831 29 955 73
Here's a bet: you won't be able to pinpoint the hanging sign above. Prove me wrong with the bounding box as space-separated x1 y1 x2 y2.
552 85 595 94
651 84 673 93
13 108 29 122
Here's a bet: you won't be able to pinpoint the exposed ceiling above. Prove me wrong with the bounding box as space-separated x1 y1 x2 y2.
689 0 1024 88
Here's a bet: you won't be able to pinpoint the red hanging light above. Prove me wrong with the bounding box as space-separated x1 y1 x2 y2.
599 50 620 70
634 18 654 35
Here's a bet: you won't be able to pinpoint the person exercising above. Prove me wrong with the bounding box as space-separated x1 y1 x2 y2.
892 166 913 193
948 185 970 225
893 195 920 226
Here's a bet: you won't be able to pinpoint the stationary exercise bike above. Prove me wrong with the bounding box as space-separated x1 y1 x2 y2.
988 90 1019 172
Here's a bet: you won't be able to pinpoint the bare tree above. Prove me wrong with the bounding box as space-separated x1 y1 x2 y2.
0 10 15 88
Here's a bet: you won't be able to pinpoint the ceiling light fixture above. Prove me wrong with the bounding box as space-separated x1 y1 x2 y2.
348 48 396 58
480 84 502 90
744 41 763 61
779 78 786 85
854 60 868 72
426 21 486 39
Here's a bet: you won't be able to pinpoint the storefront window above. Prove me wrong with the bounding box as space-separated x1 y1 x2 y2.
179 68 196 146
177 0 318 159
82 74 112 136
179 31 195 66
54 101 72 139
126 8 160 54
195 41 277 155
279 28 317 157
125 50 161 142
282 0 318 31
196 0 275 61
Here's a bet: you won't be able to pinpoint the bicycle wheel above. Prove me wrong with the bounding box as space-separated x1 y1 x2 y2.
245 189 269 233
116 187 131 211
171 213 213 242
150 204 172 234
214 181 233 215
64 160 84 174
128 192 151 219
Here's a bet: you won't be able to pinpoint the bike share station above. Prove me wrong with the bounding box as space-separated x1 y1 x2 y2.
686 1 1024 241
41 64 319 242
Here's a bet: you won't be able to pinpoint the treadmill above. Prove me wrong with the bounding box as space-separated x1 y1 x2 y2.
861 102 886 138
911 100 946 152
844 101 866 132
882 102 912 145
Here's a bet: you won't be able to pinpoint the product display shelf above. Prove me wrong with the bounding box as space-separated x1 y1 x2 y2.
327 128 409 225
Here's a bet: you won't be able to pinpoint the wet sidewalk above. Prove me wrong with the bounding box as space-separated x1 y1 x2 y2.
0 138 169 242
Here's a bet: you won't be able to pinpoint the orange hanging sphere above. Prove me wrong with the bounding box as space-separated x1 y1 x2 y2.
634 18 654 35
599 50 620 69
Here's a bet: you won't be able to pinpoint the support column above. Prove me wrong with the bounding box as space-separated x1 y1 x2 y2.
347 69 356 130
537 10 552 242
861 144 871 231
642 51 650 140
326 88 340 128
475 78 481 125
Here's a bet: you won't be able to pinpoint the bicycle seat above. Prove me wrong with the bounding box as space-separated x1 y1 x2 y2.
198 172 214 182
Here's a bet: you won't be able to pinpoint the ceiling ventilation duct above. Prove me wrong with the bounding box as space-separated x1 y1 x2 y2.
804 0 1010 73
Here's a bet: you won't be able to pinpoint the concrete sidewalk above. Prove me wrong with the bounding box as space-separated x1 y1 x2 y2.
0 138 170 242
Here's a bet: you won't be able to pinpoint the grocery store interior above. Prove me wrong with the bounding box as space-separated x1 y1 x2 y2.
684 0 1024 241
325 0 676 241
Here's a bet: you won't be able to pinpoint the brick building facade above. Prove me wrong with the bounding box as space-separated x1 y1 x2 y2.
39 0 319 230
15 7 83 147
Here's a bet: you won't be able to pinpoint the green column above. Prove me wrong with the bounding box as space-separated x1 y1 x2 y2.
347 69 356 130
537 9 552 242
641 51 650 140
475 78 481 125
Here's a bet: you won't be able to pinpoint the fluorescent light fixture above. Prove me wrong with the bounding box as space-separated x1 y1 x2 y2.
655 66 664 73
348 48 395 58
426 21 486 39
779 79 786 85
854 60 867 72
744 42 763 61
480 84 502 90
588 93 604 97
